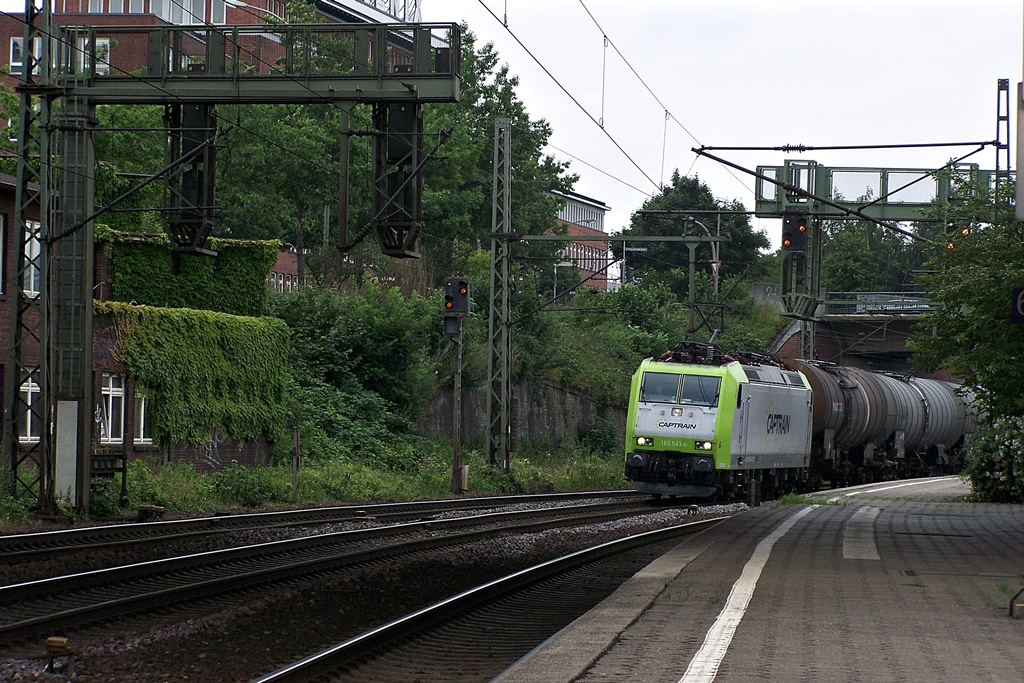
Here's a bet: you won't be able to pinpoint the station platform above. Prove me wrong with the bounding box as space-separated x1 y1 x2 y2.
496 477 1024 682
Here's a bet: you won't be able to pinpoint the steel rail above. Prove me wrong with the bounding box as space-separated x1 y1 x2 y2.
0 490 643 563
252 516 730 683
0 500 656 644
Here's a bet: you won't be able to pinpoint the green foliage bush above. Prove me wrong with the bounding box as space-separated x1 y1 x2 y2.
271 284 434 422
89 481 122 518
212 461 290 508
126 459 216 511
0 470 29 526
962 416 1024 503
579 418 622 454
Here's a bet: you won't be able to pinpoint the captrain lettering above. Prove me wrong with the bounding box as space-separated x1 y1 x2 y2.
766 413 790 435
658 422 698 430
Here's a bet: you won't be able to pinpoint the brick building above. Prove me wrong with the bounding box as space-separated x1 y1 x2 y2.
548 189 611 290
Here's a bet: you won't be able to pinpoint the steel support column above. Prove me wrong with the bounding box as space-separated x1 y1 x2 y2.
53 96 96 509
5 0 55 510
486 118 511 471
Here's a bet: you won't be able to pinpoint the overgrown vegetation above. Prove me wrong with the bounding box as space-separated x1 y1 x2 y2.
100 301 291 449
102 231 280 317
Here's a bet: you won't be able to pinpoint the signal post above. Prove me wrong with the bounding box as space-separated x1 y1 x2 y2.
444 277 470 493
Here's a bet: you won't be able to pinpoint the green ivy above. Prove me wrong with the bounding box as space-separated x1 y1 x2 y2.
100 231 279 317
98 301 291 447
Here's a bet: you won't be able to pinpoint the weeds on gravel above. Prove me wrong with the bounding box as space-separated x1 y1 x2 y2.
0 470 29 526
776 492 811 505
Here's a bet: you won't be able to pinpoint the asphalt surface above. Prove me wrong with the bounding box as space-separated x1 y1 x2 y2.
496 477 1024 682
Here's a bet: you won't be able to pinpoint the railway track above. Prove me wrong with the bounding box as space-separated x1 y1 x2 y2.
252 515 731 683
0 490 644 565
0 496 658 646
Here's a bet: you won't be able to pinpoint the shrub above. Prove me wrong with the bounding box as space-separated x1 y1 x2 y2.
962 415 1024 503
579 418 622 454
211 461 290 508
0 470 29 526
89 480 122 518
125 459 217 512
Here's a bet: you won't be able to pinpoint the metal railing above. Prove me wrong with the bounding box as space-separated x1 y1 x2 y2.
824 292 933 316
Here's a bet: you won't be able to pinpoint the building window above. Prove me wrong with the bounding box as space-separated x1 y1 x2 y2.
10 37 23 75
88 0 102 11
19 378 40 443
134 392 153 444
75 37 111 75
128 0 144 11
10 37 41 76
99 373 125 444
22 220 41 298
211 0 225 23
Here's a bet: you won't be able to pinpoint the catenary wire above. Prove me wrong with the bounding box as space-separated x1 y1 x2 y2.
475 0 661 193
574 0 753 195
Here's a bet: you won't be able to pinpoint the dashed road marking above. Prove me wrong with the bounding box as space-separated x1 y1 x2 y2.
843 506 881 560
678 506 817 683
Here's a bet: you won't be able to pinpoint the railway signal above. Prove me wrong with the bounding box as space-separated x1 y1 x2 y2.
781 213 808 251
444 277 470 315
944 220 971 249
442 277 470 493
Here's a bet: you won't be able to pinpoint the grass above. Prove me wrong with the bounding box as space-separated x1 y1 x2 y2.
0 440 630 529
776 492 811 505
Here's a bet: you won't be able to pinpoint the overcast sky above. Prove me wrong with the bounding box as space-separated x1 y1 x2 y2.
422 0 1023 247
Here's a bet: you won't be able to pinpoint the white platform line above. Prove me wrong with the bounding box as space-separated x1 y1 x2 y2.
678 506 817 683
843 506 881 560
825 476 958 503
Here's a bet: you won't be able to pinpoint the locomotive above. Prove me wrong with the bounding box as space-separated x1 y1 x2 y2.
623 341 975 499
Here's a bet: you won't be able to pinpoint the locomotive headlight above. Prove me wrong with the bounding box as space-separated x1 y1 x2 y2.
671 407 683 417
696 440 713 450
636 437 654 446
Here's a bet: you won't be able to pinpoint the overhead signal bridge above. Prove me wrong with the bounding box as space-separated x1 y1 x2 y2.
754 159 994 223
752 159 1001 359
58 23 461 104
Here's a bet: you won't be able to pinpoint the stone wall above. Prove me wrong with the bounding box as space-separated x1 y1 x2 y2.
417 380 627 449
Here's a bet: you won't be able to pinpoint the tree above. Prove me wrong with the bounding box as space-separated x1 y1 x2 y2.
418 27 576 276
615 171 769 295
912 177 1024 417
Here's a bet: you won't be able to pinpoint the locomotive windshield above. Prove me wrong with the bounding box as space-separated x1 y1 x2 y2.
680 375 721 406
640 372 720 407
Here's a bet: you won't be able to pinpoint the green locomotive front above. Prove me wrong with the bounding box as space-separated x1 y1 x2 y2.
624 345 813 498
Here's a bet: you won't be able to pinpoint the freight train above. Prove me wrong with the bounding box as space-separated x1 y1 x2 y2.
623 341 976 499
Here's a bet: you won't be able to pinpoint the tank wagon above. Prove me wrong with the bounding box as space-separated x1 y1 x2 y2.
624 341 975 499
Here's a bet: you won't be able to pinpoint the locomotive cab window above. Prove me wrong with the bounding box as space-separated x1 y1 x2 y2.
640 372 721 407
640 372 680 403
680 375 720 407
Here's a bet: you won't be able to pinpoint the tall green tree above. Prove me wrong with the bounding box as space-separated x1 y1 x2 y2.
913 177 1024 417
419 27 576 274
615 171 769 296
818 190 932 293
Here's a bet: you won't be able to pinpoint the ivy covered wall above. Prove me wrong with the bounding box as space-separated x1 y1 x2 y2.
98 301 291 448
98 228 280 317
